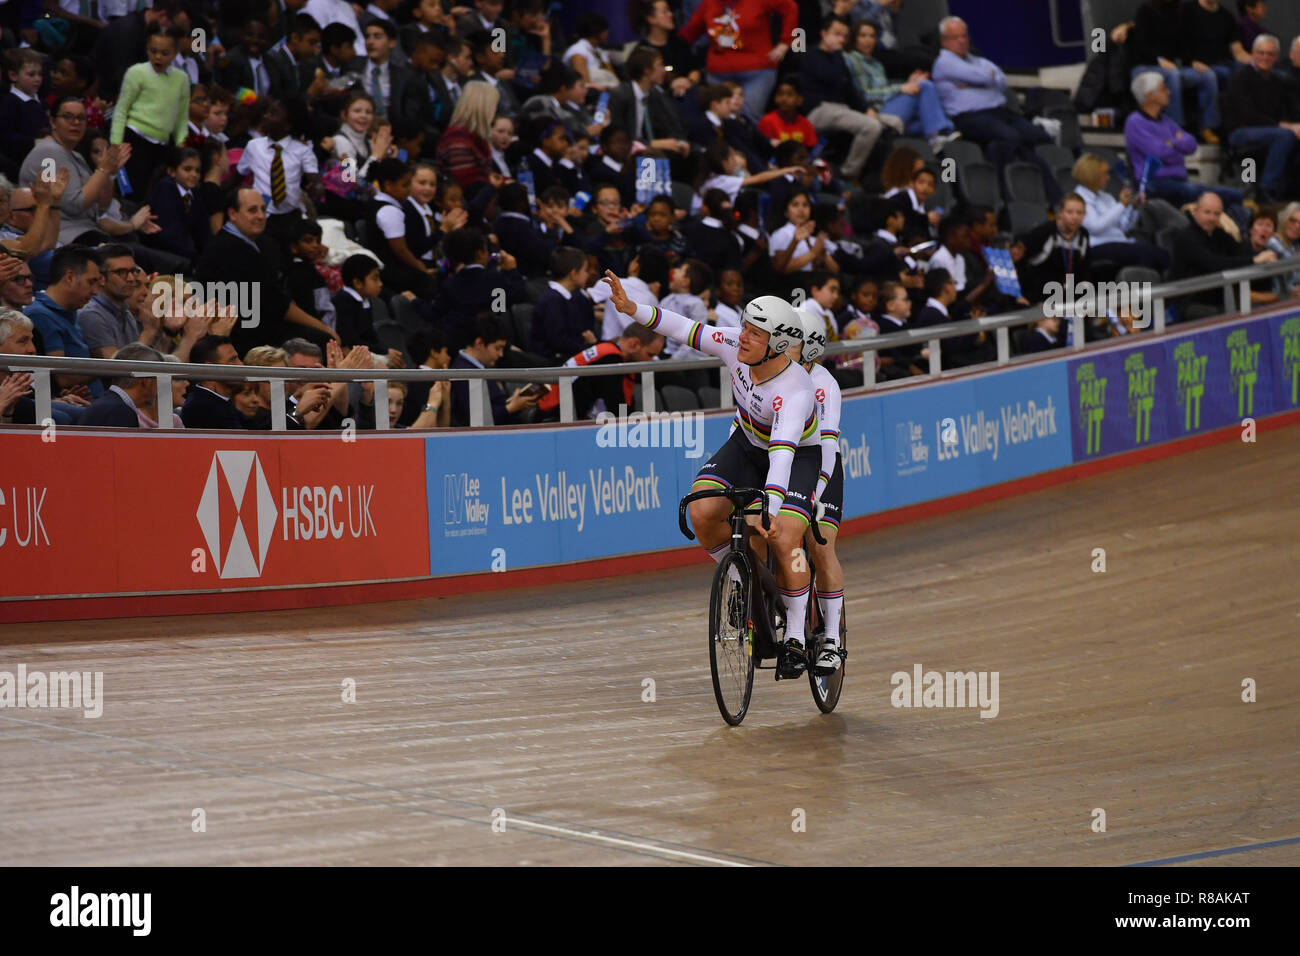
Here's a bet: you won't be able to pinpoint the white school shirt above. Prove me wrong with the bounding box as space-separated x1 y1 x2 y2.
237 135 318 215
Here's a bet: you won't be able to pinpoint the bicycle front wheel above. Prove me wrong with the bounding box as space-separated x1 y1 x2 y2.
709 550 755 726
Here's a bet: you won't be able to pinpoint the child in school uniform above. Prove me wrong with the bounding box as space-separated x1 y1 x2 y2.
145 146 211 261
0 49 50 168
111 25 191 199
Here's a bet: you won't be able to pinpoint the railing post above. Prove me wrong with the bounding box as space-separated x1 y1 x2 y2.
1222 282 1234 314
32 368 52 426
996 326 1009 364
641 369 656 413
1073 313 1086 350
559 375 575 423
371 377 388 429
469 378 490 427
1153 295 1165 334
928 339 940 376
267 378 287 431
863 352 876 388
152 372 172 429
1238 278 1251 315
719 365 732 407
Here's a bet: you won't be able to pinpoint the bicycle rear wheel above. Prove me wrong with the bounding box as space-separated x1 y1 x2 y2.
808 578 846 714
709 551 755 726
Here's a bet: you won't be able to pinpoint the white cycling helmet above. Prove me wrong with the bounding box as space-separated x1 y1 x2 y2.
741 295 804 362
795 308 828 363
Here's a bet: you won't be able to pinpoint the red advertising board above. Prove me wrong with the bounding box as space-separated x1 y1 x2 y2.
0 431 429 600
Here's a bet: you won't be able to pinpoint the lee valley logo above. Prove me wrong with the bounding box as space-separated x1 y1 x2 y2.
152 274 260 327
1076 362 1107 455
50 886 150 936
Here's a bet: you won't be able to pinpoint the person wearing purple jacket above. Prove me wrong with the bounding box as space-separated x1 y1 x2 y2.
1125 71 1247 227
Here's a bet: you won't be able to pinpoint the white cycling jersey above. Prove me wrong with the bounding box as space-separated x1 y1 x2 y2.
633 302 819 516
805 361 842 503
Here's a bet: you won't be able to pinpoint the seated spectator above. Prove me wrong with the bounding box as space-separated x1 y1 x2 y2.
536 322 666 420
137 351 187 428
435 82 503 196
802 271 842 348
145 147 211 261
26 246 105 398
1125 71 1246 223
880 144 925 199
586 127 635 209
397 327 452 427
180 334 249 429
1071 154 1172 273
626 0 701 95
79 343 168 427
713 268 745 327
932 16 1060 203
240 343 333 429
607 47 690 159
1018 193 1093 305
658 258 714 361
770 190 838 275
1169 191 1275 321
1245 211 1281 305
1237 1 1269 53
331 91 391 183
1021 315 1064 354
1266 200 1300 295
111 24 191 198
216 19 275 99
0 50 50 170
630 195 689 266
0 305 90 426
522 68 602 142
449 314 540 426
837 275 880 379
46 56 105 137
487 115 517 178
927 215 995 314
564 12 619 90
1128 0 1222 141
267 15 327 101
465 27 521 116
764 140 818 232
1223 34 1300 203
1185 0 1252 91
433 226 525 348
401 0 456 58
847 19 959 154
193 187 337 354
493 182 558 276
578 183 639 275
350 19 417 120
199 140 230 236
286 219 338 332
913 267 986 369
531 247 596 359
758 78 818 151
523 116 575 196
801 14 883 183
872 279 923 378
200 87 234 145
77 245 157 359
364 157 435 296
0 256 35 311
892 164 941 245
333 254 385 351
680 0 797 123
593 246 667 334
682 188 744 276
689 83 766 173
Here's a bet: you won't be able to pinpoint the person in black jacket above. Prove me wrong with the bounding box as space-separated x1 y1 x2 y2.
194 188 338 355
913 267 985 369
332 254 384 351
144 147 210 262
681 188 743 275
1020 316 1064 354
433 227 526 350
493 182 560 276
180 334 251 429
1169 191 1276 320
267 15 325 101
1126 0 1219 138
1223 35 1300 202
285 219 337 332
79 343 166 427
530 247 596 360
803 15 883 181
585 125 636 207
449 314 540 426
522 115 573 196
607 47 690 159
1017 193 1094 307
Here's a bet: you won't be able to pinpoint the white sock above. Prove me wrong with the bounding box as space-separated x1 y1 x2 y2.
818 590 844 646
707 542 729 564
781 584 810 646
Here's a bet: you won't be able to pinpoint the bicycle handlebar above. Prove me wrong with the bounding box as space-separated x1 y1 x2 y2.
678 488 826 546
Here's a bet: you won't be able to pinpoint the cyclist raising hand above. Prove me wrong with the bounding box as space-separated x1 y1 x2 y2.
603 270 823 670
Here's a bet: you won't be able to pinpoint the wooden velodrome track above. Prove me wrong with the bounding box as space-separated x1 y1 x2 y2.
2 426 1297 867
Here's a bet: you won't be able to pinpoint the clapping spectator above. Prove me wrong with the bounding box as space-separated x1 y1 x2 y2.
770 190 838 275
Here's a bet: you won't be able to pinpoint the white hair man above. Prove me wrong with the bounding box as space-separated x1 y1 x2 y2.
1223 34 1300 203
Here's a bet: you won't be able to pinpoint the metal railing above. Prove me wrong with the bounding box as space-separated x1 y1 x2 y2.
3 256 1296 431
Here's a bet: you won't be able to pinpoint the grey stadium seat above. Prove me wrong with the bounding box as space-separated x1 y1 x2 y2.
894 136 936 165
1035 142 1075 172
510 302 534 350
660 384 700 412
1004 161 1049 204
957 161 1002 210
1007 200 1050 237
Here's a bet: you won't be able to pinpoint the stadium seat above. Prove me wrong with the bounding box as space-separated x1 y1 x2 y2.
697 385 721 408
353 218 373 249
1117 266 1161 287
1085 145 1123 171
1035 142 1074 172
943 139 985 173
661 384 700 412
929 176 954 213
1045 106 1083 153
894 136 936 165
1007 200 1050 237
1004 162 1049 204
957 161 1002 210
524 275 550 303
1156 223 1188 250
388 293 425 339
510 302 534 349
1055 166 1077 197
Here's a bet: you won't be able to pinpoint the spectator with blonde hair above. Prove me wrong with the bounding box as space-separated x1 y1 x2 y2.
1071 153 1170 273
1266 200 1300 295
243 343 333 429
435 82 503 194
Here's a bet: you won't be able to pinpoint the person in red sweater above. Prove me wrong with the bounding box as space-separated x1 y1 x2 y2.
681 0 799 122
757 77 819 148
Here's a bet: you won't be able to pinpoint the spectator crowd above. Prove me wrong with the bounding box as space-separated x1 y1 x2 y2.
2 0 1299 429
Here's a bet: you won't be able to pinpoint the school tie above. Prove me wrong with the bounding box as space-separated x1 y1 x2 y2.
371 65 385 116
270 143 287 205
182 191 191 215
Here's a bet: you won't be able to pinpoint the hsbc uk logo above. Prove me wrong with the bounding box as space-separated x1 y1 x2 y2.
197 451 277 578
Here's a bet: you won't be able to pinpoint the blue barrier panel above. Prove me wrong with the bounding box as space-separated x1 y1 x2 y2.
426 413 733 574
869 362 1073 511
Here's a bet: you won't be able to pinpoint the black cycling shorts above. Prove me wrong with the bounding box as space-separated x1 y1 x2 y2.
817 454 843 529
692 428 822 526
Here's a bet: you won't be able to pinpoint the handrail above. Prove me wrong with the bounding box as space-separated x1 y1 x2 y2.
4 256 1296 429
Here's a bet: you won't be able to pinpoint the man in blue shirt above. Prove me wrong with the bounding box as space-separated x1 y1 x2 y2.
24 246 105 398
931 16 1061 203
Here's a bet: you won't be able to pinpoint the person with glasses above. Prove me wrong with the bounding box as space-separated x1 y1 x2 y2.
0 257 35 311
76 244 164 359
20 95 129 246
1 170 68 261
